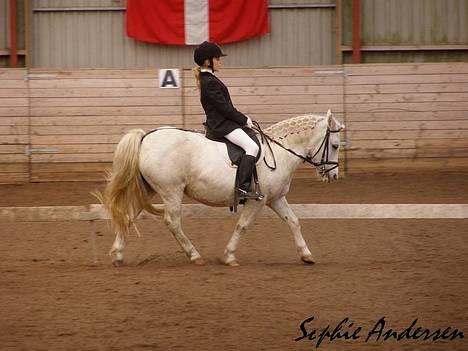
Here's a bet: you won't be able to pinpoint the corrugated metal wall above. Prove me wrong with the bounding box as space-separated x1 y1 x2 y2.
342 0 468 63
31 0 337 68
0 1 10 67
3 0 467 68
363 0 467 44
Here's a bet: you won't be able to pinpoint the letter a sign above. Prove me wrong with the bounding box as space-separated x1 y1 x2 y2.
159 69 180 89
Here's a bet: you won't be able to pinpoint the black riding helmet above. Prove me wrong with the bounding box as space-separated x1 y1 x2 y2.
194 41 227 66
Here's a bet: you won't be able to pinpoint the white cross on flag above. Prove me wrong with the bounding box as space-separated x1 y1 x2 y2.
126 0 270 45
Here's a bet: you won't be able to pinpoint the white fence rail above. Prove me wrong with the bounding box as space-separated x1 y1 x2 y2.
1 204 468 222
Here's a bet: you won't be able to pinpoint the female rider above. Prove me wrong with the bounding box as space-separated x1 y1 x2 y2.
193 41 263 201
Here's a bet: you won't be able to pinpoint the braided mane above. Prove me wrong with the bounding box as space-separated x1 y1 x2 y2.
265 114 325 139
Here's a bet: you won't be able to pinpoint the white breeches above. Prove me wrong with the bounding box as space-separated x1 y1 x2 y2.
225 128 259 157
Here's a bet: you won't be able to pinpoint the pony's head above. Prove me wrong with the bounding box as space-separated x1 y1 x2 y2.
308 110 345 182
265 111 345 182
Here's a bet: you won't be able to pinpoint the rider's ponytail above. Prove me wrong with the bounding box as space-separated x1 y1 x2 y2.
192 66 201 91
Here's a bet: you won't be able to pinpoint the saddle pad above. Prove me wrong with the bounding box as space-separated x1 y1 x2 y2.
206 127 263 166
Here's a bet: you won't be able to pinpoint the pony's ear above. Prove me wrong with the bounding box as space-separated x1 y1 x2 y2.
326 109 345 130
326 109 333 127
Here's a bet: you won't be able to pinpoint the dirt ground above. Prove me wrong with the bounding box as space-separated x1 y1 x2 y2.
0 172 467 351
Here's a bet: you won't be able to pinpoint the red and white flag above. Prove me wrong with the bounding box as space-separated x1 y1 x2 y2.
126 0 270 45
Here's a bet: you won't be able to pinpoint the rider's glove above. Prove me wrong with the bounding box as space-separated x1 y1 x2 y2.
246 116 254 128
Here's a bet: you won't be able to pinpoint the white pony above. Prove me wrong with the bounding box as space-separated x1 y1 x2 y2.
97 110 344 266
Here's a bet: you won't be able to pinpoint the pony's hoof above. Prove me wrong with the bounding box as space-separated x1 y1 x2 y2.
112 259 124 267
191 257 206 266
227 260 240 267
221 259 239 267
301 255 316 265
218 257 240 267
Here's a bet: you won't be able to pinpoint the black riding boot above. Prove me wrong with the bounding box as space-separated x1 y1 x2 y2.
237 154 264 201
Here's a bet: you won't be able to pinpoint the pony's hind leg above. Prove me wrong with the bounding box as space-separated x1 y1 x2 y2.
160 190 205 265
268 197 315 264
110 231 126 266
108 184 155 267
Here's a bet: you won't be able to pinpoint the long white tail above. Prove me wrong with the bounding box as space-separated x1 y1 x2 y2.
94 129 163 240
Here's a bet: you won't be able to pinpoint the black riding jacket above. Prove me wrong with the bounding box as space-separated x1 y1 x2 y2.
199 71 248 139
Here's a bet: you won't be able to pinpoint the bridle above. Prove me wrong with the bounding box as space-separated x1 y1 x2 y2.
142 122 341 176
252 121 341 175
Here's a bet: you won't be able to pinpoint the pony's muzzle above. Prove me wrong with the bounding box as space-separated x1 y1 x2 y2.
326 169 339 182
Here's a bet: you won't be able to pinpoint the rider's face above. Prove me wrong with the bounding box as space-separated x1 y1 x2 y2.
212 57 221 71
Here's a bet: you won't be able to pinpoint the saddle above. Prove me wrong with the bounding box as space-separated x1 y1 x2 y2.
205 126 263 212
205 126 262 166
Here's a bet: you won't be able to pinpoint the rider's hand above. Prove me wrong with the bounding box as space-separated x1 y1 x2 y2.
246 116 254 128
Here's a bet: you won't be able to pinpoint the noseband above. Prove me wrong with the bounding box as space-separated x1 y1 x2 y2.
253 121 340 175
309 127 341 175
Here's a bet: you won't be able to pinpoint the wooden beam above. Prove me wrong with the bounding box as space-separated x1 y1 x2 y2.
269 4 336 9
31 4 337 12
335 0 343 64
24 0 32 68
0 49 26 56
9 0 18 68
342 45 468 52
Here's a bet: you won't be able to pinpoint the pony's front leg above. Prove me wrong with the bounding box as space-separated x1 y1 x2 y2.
221 201 264 266
268 197 315 264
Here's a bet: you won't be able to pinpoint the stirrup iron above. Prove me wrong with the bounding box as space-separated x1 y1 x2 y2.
237 188 264 201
